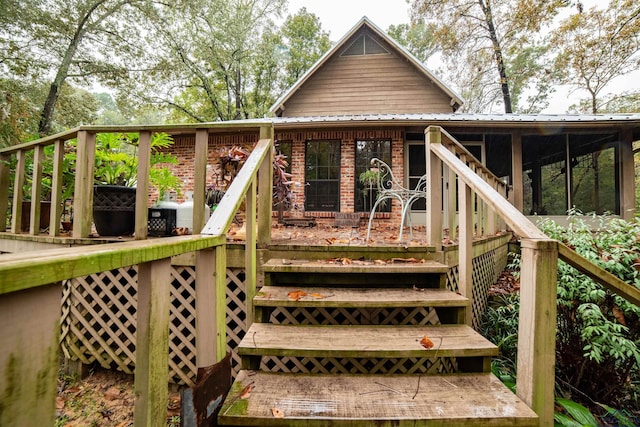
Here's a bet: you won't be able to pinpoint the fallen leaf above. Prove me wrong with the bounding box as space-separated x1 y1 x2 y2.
420 335 434 349
239 384 253 399
310 292 326 299
613 306 627 326
287 290 307 301
104 387 121 401
374 259 386 265
55 396 65 410
271 407 285 418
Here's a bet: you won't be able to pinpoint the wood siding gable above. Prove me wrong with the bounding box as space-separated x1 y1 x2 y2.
272 18 463 117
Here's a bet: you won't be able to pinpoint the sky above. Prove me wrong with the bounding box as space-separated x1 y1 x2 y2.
284 0 639 114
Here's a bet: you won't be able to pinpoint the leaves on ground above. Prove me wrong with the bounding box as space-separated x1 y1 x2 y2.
271 407 285 418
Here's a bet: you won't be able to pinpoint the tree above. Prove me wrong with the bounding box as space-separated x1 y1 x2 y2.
132 0 286 123
409 0 568 113
0 0 148 136
280 8 332 90
552 0 640 114
387 20 439 64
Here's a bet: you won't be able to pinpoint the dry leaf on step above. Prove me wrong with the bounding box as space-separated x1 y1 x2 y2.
271 407 285 418
310 292 326 299
420 335 434 349
287 290 307 301
239 384 252 399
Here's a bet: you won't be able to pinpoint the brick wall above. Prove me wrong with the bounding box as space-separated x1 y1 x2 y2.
162 128 405 225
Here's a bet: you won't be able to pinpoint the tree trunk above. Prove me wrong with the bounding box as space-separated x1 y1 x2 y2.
480 0 513 113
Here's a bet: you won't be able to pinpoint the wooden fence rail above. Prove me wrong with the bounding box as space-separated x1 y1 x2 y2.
0 123 274 427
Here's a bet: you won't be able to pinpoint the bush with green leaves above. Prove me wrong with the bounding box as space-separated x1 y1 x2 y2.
539 214 640 410
482 213 640 421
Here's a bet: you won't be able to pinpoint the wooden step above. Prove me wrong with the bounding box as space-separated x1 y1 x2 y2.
255 286 468 309
218 370 539 426
263 258 450 274
239 323 497 360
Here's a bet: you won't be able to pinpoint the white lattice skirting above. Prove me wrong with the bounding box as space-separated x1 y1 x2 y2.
60 245 507 385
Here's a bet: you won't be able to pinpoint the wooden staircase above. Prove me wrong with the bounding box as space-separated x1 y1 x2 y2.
218 259 538 426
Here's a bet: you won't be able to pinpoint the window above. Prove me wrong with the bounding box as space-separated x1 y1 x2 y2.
522 133 619 215
355 140 391 212
305 140 341 211
342 33 388 56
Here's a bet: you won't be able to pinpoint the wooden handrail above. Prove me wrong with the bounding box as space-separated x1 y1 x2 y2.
201 138 272 236
558 242 640 306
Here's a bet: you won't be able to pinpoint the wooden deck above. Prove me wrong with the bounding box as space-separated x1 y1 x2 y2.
219 370 538 426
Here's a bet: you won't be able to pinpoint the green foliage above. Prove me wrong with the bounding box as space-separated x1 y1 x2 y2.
555 397 598 427
387 20 439 64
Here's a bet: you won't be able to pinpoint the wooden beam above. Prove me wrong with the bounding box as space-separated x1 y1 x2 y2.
0 153 9 232
0 284 60 427
195 248 217 368
426 127 443 248
213 245 227 361
258 125 274 246
245 180 257 328
458 178 473 326
511 132 523 213
558 242 640 306
517 238 557 426
49 140 64 237
29 145 44 235
134 258 171 427
72 131 96 238
194 129 209 233
10 150 26 234
135 131 151 240
0 234 225 295
619 128 635 220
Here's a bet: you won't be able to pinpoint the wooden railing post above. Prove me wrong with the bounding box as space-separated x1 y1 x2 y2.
258 125 274 246
517 238 558 426
29 145 44 235
426 127 443 248
245 180 257 327
10 150 25 234
194 129 209 233
134 257 172 427
195 246 228 367
0 284 61 426
0 153 9 232
458 157 473 326
73 131 96 238
135 131 151 240
50 140 64 237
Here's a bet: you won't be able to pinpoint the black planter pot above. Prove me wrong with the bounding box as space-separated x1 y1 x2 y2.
93 185 136 236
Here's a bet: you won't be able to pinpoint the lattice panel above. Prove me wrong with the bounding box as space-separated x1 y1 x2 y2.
226 268 247 376
260 356 458 375
269 307 440 326
60 265 249 385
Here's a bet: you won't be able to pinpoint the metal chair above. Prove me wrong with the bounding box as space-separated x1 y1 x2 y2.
366 158 427 242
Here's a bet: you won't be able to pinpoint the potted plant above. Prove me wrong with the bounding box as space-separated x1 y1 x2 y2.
87 132 180 236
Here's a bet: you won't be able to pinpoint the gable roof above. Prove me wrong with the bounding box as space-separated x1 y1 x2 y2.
270 16 465 116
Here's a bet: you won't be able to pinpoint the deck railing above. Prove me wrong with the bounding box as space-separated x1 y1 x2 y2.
0 123 274 426
426 125 640 426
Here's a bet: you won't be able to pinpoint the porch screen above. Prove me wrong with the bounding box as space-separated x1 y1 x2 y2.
305 140 341 211
355 140 391 212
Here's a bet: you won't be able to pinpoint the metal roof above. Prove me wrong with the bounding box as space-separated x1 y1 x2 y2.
269 113 640 127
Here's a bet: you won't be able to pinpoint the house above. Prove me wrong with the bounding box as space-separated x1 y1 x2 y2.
167 17 639 231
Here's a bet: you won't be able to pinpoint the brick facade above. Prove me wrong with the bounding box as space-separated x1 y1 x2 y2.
162 128 407 225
